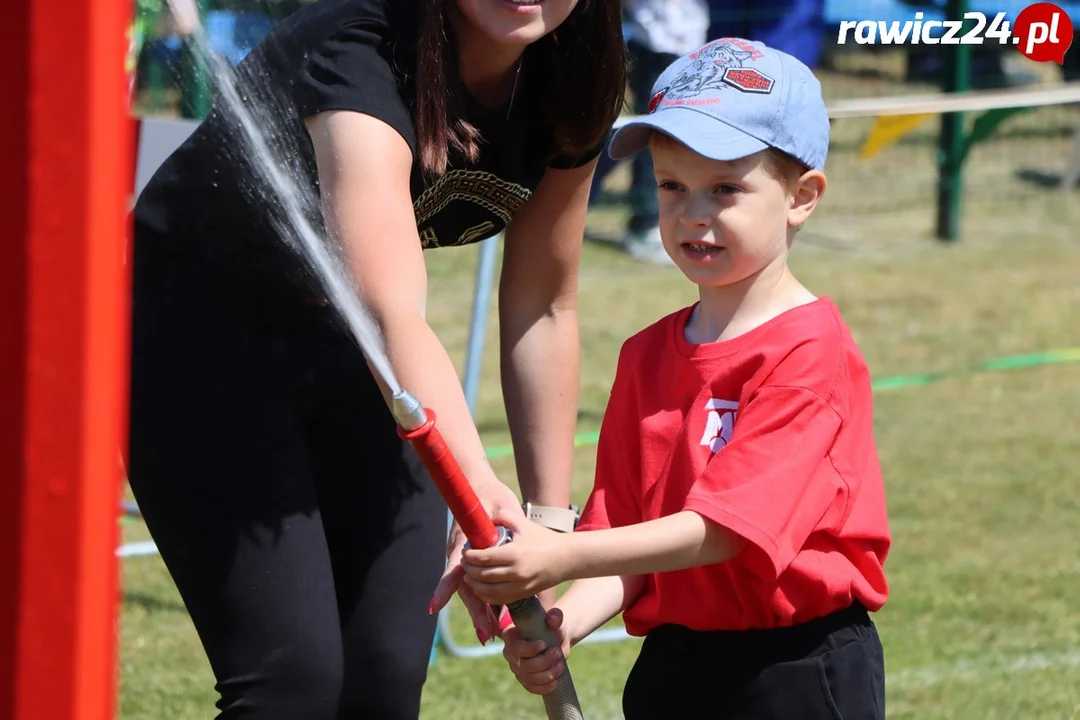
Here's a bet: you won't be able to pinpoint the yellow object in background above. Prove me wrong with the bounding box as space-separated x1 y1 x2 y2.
860 114 935 160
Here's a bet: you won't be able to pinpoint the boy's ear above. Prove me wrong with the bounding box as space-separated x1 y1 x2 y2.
789 170 826 229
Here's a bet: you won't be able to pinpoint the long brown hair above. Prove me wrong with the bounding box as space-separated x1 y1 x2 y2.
415 0 627 179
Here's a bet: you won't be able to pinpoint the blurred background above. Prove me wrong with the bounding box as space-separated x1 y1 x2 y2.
121 1 1080 718
128 0 1080 243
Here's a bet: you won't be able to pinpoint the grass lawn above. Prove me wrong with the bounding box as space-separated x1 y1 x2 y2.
119 58 1080 719
120 206 1079 719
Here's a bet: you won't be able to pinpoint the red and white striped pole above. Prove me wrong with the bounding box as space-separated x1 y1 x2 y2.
0 0 133 716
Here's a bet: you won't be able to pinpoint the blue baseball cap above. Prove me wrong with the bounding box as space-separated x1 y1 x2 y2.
608 38 830 172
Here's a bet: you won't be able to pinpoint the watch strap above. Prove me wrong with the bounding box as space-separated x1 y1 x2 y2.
522 503 580 533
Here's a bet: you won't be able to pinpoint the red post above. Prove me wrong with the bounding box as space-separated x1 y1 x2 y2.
0 0 133 716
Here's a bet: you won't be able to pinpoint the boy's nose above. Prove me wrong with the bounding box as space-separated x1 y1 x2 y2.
680 194 715 226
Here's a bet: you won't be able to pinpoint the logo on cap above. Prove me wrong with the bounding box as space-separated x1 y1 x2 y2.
662 41 757 102
721 68 775 94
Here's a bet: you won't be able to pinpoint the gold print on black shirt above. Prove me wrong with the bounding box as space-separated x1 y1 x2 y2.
413 170 532 248
459 221 496 245
418 226 439 248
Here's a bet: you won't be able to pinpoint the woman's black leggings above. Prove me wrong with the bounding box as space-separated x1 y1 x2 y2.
127 240 447 719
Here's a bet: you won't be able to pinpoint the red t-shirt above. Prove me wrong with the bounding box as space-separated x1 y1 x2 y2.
577 298 890 635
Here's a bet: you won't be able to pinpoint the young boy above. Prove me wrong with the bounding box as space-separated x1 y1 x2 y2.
456 37 891 719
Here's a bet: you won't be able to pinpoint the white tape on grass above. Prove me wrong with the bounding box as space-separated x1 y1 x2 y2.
117 541 1080 691
889 649 1080 688
116 541 158 558
435 605 631 659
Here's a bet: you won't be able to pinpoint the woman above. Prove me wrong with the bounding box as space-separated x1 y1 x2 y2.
128 0 626 717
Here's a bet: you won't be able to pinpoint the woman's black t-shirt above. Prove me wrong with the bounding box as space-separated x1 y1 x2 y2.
134 0 605 294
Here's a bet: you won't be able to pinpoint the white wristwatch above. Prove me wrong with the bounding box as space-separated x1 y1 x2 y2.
522 503 580 533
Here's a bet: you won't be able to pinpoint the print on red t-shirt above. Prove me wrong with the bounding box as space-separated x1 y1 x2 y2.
577 298 890 636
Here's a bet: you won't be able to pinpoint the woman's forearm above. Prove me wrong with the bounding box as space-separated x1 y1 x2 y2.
372 306 499 489
500 308 579 507
308 110 499 494
557 574 646 647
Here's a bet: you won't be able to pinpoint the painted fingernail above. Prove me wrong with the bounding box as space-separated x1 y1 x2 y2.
499 609 512 632
476 628 487 645
428 597 436 615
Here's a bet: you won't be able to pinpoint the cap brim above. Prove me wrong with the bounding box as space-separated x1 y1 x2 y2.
608 108 769 163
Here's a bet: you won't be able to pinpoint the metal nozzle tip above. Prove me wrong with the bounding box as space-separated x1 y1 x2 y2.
391 389 427 430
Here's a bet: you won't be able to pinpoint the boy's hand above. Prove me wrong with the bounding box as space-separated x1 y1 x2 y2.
501 607 571 696
461 507 572 605
428 480 531 644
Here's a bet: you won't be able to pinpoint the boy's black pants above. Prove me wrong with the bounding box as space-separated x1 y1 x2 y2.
623 603 885 719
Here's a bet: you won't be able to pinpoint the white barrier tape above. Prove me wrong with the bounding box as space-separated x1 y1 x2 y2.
611 80 1080 126
113 534 629 657
435 604 632 659
116 540 158 558
115 524 1080 678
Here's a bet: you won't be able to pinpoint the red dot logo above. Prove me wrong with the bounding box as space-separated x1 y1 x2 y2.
647 88 667 114
1014 2 1074 64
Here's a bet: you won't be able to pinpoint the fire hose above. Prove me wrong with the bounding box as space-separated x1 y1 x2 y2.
392 389 585 720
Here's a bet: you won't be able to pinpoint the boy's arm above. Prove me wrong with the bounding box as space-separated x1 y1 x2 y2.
462 509 746 605
562 511 747 582
557 574 647 647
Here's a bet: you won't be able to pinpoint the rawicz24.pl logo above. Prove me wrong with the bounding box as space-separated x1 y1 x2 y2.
837 1 1075 64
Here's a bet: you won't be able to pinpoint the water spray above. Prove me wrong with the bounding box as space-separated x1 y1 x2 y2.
391 389 585 720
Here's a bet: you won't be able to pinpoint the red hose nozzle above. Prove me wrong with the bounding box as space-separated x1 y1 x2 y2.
392 389 584 718
393 390 501 550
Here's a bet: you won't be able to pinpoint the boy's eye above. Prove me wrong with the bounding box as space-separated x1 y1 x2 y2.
657 180 683 191
715 184 740 195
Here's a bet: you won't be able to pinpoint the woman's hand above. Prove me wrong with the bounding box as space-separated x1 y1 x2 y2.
500 607 572 696
461 507 573 606
429 480 526 643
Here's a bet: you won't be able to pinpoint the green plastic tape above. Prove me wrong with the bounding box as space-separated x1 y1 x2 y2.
482 347 1080 461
